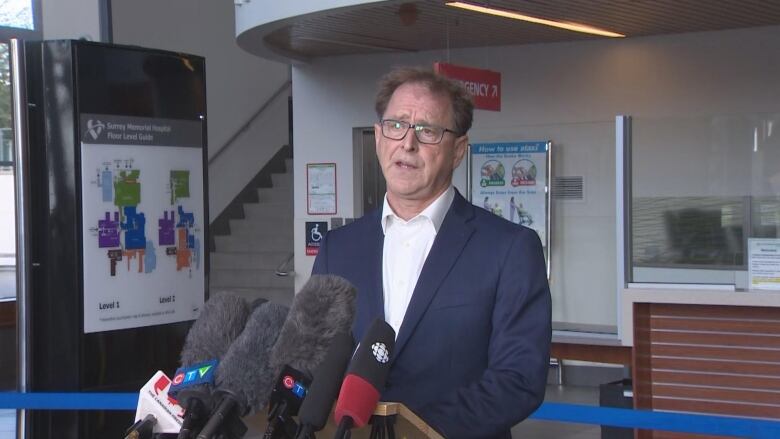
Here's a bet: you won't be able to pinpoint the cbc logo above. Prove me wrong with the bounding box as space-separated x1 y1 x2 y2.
371 342 390 364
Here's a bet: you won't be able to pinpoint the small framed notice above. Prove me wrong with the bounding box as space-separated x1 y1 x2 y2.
307 163 337 215
748 238 780 291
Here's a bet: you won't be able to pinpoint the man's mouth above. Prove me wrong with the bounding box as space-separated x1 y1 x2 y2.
395 160 418 169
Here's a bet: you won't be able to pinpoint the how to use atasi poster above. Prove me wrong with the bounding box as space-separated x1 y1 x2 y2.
470 141 549 245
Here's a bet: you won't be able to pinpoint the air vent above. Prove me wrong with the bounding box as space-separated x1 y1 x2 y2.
552 176 584 200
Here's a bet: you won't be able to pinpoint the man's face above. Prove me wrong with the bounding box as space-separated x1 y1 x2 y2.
374 82 468 209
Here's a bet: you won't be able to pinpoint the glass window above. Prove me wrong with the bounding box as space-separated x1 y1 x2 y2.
630 114 780 289
0 0 34 30
0 42 13 301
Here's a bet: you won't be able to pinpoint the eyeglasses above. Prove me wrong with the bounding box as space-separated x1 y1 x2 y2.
379 119 458 145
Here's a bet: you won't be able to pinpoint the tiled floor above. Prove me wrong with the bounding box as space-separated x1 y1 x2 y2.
511 385 601 439
0 385 604 438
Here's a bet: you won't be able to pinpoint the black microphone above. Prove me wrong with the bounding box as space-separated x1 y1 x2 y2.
196 302 290 439
174 292 251 439
333 319 395 439
295 332 354 439
264 275 357 439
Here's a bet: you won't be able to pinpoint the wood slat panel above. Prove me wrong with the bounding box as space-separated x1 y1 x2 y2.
649 330 780 349
652 383 780 405
649 370 780 392
645 356 780 376
649 344 780 363
649 317 780 334
650 303 780 320
652 397 780 419
550 342 631 365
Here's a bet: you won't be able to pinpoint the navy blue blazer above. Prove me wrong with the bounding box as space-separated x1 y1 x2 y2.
312 191 551 438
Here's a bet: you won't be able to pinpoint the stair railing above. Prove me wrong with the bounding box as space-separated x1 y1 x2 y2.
208 80 292 165
274 252 294 277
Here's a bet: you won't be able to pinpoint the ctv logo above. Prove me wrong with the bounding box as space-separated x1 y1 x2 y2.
169 359 218 396
282 374 307 399
173 364 213 385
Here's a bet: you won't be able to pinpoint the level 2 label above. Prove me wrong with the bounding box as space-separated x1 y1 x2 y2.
159 295 175 304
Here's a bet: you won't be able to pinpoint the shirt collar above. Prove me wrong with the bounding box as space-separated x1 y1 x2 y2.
381 186 455 234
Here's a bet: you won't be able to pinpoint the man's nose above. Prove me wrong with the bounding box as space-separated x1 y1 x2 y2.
401 128 418 151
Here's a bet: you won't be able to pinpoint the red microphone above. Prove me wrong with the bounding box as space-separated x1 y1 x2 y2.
333 319 396 438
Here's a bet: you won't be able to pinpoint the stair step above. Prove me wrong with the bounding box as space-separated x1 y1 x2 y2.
228 219 293 236
209 287 294 307
214 235 292 252
243 203 293 220
257 187 292 203
284 158 293 173
271 173 293 188
210 251 291 269
211 268 294 289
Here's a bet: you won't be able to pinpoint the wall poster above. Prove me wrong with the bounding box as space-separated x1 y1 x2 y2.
307 163 337 215
80 114 205 333
469 141 550 247
748 238 780 291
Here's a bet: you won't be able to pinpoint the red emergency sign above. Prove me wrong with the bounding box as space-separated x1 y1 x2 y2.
434 62 501 111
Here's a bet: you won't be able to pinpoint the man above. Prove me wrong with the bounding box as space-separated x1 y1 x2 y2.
312 67 551 438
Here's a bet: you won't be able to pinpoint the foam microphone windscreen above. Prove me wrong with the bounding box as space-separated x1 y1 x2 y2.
334 318 395 428
269 275 357 378
180 291 250 366
213 301 290 415
296 332 354 434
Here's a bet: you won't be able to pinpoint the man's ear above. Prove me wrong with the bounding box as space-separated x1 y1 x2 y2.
374 123 382 153
452 135 468 169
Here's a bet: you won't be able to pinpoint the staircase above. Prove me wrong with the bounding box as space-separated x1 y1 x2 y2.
209 153 295 306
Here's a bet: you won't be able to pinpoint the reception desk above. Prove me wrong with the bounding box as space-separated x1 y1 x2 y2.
622 288 780 438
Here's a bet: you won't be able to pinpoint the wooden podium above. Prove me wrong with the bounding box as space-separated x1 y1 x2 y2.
244 402 443 439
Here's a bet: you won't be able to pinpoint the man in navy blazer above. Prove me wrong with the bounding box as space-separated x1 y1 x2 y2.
312 67 551 438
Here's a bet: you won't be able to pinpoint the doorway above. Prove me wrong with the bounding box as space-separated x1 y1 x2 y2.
353 127 386 217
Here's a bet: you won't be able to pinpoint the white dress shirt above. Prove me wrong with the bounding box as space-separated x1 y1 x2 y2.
381 186 455 337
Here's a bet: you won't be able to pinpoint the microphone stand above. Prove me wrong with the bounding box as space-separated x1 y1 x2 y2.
332 417 353 439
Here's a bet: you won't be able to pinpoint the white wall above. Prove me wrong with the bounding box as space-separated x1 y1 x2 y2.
292 25 780 329
111 0 290 221
42 0 101 41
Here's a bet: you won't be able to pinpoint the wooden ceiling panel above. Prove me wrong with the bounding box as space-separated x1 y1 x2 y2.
258 0 780 59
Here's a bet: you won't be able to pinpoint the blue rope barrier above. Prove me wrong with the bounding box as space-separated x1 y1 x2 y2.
531 402 780 439
0 392 137 410
2 393 780 438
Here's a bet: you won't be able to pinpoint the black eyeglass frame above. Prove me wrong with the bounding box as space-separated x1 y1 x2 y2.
379 119 459 145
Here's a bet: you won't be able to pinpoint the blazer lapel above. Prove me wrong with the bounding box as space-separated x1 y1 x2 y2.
393 192 475 355
354 208 386 339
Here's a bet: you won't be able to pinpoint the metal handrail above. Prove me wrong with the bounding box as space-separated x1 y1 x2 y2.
208 80 291 165
274 252 294 277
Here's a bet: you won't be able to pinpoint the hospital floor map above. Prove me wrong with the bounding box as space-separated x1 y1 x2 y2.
92 159 201 277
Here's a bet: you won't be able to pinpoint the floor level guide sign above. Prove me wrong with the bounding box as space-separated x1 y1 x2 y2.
80 114 205 333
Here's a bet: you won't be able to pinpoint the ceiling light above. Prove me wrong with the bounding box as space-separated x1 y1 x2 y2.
446 1 625 38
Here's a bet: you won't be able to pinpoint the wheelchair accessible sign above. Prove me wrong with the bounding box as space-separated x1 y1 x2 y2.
306 222 328 256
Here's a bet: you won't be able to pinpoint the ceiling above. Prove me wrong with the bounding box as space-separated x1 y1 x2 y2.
238 0 780 62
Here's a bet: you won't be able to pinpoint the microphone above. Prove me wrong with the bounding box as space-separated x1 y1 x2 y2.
196 302 290 439
264 275 357 439
132 371 186 436
175 292 251 439
333 319 395 439
295 332 354 439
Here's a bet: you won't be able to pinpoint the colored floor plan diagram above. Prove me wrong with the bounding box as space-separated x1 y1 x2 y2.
93 161 200 277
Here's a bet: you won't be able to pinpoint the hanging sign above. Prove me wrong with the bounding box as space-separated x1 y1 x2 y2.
434 62 501 111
